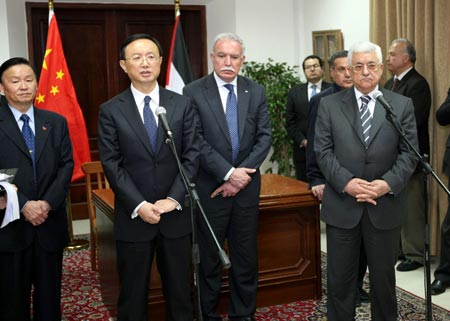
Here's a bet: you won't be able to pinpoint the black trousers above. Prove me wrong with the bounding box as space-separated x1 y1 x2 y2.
0 239 63 321
116 233 193 321
434 180 450 283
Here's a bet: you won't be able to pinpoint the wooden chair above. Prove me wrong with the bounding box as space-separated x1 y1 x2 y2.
81 161 109 271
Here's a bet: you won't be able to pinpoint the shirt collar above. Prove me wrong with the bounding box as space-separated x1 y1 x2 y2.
213 72 237 89
353 85 380 103
395 66 413 81
130 83 160 107
9 104 35 124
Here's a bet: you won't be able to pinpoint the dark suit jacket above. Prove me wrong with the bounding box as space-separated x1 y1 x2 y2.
0 96 73 252
314 87 418 230
385 68 431 157
97 87 199 242
183 74 272 208
306 83 342 187
285 81 331 162
436 88 450 176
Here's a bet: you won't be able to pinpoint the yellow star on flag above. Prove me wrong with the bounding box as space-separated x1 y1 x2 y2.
50 85 60 96
42 49 53 71
56 69 65 80
35 93 45 104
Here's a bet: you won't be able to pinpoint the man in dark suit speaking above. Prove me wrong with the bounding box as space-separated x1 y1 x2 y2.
314 41 418 321
183 33 272 321
0 57 74 321
98 34 199 321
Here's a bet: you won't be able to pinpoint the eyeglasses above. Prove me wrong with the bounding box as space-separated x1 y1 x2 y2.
305 64 321 70
125 54 161 65
333 66 351 74
351 63 381 73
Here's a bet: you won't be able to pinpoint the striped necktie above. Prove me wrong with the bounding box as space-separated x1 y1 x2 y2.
359 95 372 147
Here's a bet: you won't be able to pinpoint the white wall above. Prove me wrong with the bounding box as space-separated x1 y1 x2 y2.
0 0 370 79
295 0 370 81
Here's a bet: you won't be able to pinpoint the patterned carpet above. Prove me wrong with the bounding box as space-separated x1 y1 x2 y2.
61 248 450 321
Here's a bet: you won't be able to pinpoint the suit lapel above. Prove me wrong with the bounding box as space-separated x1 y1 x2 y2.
0 103 35 160
157 88 175 154
204 75 231 144
236 76 250 143
34 108 51 164
340 89 366 147
118 89 154 157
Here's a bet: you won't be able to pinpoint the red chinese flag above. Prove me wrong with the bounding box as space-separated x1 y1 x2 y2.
36 10 91 182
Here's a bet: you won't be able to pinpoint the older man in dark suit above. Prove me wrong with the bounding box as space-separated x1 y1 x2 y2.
315 41 418 321
385 38 431 272
285 54 331 181
0 57 74 321
98 34 199 321
183 33 272 321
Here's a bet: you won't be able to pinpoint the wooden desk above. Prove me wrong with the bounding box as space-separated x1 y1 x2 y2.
93 174 321 319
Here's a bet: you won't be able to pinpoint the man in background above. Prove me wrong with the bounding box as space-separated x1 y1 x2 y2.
385 38 431 272
306 50 369 305
315 41 418 320
183 32 272 321
98 34 199 321
285 54 331 181
0 57 74 321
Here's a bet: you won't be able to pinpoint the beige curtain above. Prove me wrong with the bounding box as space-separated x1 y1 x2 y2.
370 0 450 254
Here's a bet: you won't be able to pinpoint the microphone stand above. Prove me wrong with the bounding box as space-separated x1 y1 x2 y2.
162 132 231 321
380 104 450 321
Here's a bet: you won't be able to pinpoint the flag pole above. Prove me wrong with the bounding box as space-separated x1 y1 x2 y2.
175 0 180 16
48 0 53 10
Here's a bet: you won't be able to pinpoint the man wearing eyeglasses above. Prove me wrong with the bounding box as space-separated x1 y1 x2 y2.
285 55 331 182
314 41 418 321
97 33 199 321
385 38 431 273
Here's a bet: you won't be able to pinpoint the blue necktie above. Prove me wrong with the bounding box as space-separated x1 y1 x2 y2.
20 114 35 165
360 95 372 146
310 84 317 100
143 96 158 152
224 84 239 164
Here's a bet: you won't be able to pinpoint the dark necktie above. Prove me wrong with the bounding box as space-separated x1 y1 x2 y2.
224 84 239 164
359 95 372 147
391 78 400 92
20 114 35 165
143 96 158 152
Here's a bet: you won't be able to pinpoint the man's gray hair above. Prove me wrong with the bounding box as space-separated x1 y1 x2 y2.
212 33 245 55
348 41 383 66
391 38 416 63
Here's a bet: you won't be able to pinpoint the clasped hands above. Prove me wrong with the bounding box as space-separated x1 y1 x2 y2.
211 167 256 198
137 199 178 224
23 200 51 226
344 178 390 205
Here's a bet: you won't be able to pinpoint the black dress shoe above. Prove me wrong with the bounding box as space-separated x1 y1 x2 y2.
431 279 450 295
359 287 370 303
229 317 255 321
396 259 423 271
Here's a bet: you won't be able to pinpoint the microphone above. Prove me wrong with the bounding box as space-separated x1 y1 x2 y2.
155 106 173 137
373 90 396 117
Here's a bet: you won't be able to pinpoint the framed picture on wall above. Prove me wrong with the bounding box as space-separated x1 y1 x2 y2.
312 29 343 82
